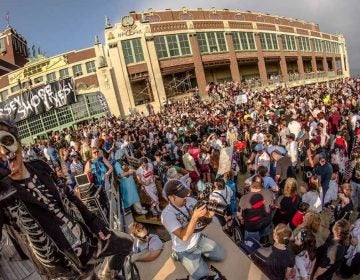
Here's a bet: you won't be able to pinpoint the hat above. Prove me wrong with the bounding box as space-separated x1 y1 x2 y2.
254 144 265 152
0 115 19 139
164 179 190 198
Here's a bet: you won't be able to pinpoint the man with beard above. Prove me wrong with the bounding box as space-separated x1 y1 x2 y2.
0 115 132 279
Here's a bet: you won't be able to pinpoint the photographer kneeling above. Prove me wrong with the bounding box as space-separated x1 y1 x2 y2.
161 179 225 280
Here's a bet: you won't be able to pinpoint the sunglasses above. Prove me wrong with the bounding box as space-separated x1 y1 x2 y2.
93 150 99 154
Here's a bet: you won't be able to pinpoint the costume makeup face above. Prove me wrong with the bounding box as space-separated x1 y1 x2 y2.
0 130 19 160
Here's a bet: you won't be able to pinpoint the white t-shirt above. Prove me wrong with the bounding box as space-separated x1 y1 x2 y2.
136 164 155 186
161 197 201 252
291 250 315 280
302 191 322 213
209 187 233 205
132 234 163 254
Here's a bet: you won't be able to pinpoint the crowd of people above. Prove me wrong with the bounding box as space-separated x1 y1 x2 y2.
2 76 360 279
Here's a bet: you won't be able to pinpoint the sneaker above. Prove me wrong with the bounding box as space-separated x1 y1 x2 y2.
136 209 148 215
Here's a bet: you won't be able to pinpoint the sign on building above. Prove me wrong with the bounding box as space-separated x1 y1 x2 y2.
0 78 76 122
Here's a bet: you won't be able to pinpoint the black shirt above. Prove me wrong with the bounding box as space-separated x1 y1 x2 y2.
314 238 347 280
252 246 295 280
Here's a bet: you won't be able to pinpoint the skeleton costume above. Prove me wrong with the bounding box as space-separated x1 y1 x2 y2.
0 116 133 279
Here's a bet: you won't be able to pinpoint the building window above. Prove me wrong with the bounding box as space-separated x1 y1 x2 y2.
232 32 256 51
121 38 144 65
132 39 144 62
46 72 56 83
313 39 322 52
72 64 83 77
166 35 180 57
154 36 168 59
197 33 208 53
0 37 6 53
86 61 96 74
41 110 58 130
299 36 311 51
154 34 192 59
178 34 191 55
17 120 30 139
34 76 44 84
216 32 227 52
59 68 69 79
322 41 333 53
11 85 20 93
259 33 278 50
281 35 296 51
197 32 228 54
56 106 73 125
0 89 8 102
27 115 44 134
86 93 104 115
71 95 89 120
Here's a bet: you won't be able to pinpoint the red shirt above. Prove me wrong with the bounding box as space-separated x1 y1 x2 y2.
291 211 305 227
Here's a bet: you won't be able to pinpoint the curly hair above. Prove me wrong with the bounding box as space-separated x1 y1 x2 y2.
284 178 298 197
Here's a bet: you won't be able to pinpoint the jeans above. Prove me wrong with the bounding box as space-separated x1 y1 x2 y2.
350 180 360 210
244 224 271 242
174 234 225 280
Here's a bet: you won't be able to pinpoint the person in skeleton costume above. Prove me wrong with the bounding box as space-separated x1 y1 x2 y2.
0 115 133 280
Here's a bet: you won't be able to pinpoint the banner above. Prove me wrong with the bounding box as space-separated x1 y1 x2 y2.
216 146 234 178
0 78 76 122
236 94 247 104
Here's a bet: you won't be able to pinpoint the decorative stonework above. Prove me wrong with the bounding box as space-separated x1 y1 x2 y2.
144 8 161 23
150 22 187 33
179 7 193 20
193 21 224 29
228 21 253 29
209 7 221 20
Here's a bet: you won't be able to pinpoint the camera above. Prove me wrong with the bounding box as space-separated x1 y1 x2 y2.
194 199 227 216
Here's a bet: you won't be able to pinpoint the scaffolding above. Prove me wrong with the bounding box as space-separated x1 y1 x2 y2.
164 71 194 98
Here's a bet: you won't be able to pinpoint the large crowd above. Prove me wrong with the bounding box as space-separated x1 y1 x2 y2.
8 77 360 279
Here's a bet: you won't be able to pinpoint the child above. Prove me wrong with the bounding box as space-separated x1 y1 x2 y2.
323 171 339 207
290 202 310 230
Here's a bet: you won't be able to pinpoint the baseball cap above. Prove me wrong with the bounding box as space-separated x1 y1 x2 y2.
254 144 265 152
0 115 19 139
165 179 190 198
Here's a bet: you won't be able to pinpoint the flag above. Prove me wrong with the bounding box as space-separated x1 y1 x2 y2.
4 11 9 25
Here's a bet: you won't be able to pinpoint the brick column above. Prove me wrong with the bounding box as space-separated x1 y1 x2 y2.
332 56 337 72
189 34 207 96
254 33 268 86
277 35 289 82
309 38 317 73
295 37 305 78
311 56 317 72
225 32 241 82
322 56 329 74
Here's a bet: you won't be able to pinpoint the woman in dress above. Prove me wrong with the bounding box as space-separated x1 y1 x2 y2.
115 161 147 215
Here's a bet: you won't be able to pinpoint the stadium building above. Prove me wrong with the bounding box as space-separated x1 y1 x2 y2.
0 8 350 143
